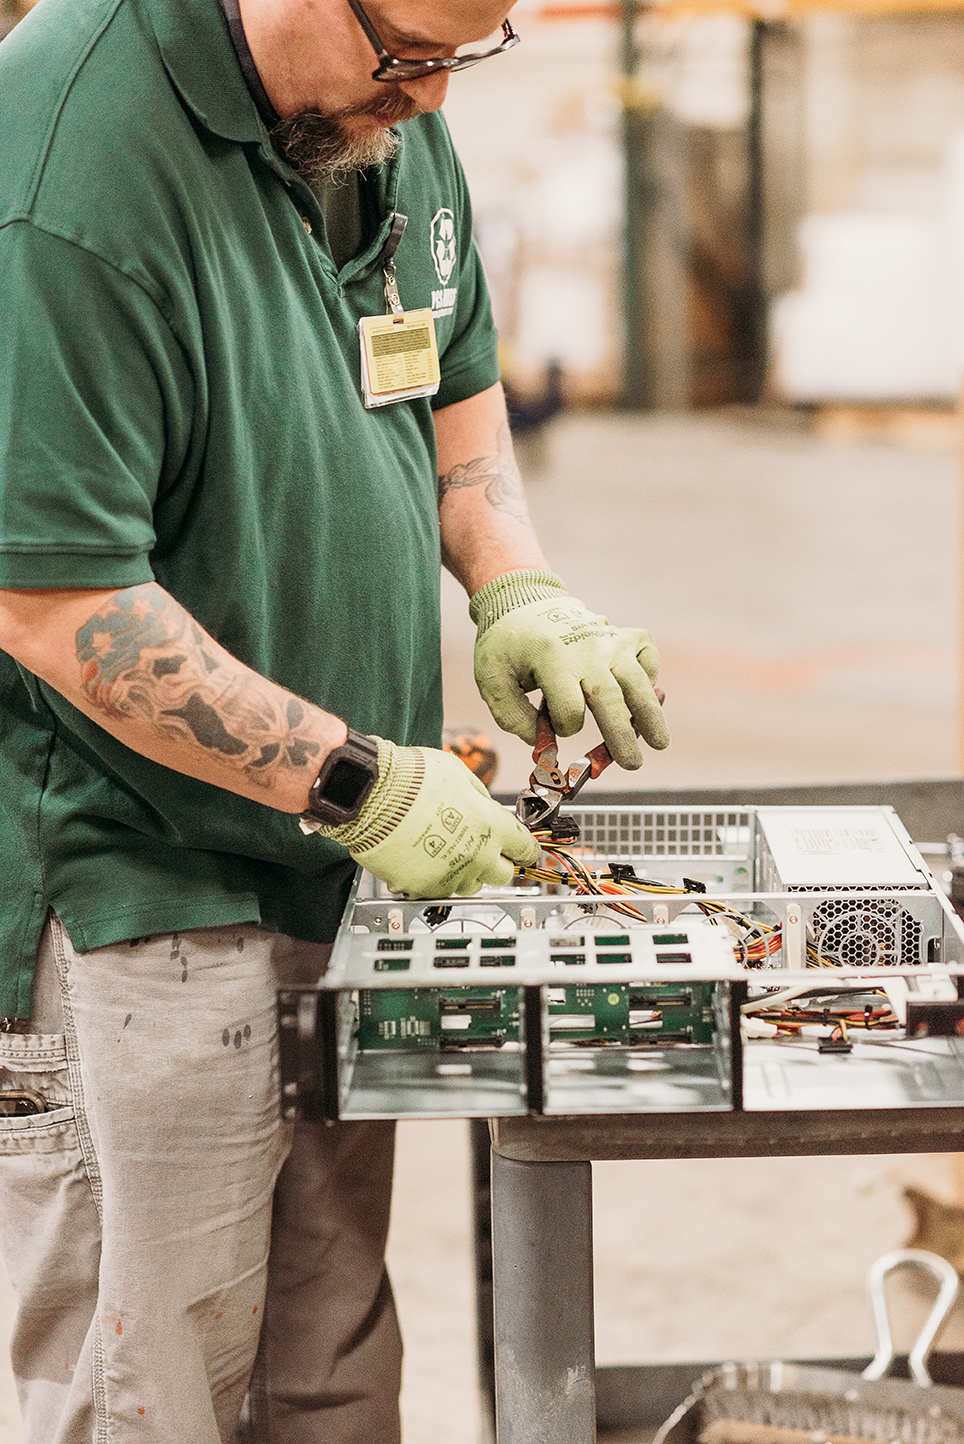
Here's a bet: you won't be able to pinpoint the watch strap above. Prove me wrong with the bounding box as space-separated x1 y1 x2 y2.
300 728 380 829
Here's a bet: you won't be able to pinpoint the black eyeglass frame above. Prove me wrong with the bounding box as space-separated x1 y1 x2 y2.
347 0 520 83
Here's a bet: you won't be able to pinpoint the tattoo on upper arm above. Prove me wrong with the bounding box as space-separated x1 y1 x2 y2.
75 586 320 789
437 421 532 526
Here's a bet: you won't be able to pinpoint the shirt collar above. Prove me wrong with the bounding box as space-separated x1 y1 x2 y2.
143 0 266 144
217 0 280 128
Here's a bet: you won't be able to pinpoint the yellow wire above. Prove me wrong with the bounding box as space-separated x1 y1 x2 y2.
520 842 849 968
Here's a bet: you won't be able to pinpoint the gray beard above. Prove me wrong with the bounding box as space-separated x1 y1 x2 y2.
270 111 400 183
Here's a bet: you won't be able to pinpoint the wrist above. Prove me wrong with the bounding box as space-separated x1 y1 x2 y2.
302 737 425 849
298 728 379 832
468 569 567 636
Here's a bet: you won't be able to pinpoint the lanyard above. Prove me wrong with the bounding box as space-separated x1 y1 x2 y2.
381 212 408 315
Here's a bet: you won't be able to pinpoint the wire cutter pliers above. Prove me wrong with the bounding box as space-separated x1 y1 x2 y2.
515 701 615 832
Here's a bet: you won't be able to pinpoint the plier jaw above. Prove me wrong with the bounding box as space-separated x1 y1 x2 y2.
515 703 614 833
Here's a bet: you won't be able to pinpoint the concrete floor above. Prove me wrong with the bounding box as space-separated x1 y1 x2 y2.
2 409 963 1441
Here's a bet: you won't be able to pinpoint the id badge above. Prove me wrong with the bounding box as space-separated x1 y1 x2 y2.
358 308 441 409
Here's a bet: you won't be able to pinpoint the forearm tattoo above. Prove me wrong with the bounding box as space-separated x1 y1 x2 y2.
437 421 532 526
75 586 320 789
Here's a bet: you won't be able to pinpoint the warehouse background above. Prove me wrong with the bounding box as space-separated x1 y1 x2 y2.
4 1 964 1441
444 0 964 412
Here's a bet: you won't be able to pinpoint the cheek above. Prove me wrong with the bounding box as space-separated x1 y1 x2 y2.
397 72 450 113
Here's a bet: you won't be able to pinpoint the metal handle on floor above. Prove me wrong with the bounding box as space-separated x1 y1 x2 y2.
862 1248 959 1386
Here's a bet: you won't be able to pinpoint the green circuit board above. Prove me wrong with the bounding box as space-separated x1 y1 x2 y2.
546 982 717 1044
358 987 521 1050
357 981 719 1050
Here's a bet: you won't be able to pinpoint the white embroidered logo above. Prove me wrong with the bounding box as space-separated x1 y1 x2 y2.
431 207 457 286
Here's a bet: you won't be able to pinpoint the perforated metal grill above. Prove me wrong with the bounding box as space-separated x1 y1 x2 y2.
789 886 921 892
574 809 752 860
812 897 923 967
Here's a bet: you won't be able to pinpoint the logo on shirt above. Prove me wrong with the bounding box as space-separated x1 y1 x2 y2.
430 207 459 318
431 208 457 285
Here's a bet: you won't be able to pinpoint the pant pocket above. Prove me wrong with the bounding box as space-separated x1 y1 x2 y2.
0 1030 100 1432
0 1031 72 1136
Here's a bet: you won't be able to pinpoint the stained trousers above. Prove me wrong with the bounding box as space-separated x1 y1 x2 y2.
0 915 401 1443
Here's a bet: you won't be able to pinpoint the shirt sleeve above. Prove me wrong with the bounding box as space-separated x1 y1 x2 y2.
0 221 193 588
430 131 501 410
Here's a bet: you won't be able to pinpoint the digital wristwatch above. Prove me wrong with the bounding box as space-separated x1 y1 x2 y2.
300 729 380 829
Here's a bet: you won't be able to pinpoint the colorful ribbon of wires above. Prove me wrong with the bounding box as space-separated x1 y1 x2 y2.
519 835 830 967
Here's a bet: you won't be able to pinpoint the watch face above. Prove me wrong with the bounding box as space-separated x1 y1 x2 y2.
323 757 372 810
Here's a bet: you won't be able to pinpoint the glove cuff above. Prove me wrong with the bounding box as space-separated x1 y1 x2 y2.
469 570 567 636
313 737 424 852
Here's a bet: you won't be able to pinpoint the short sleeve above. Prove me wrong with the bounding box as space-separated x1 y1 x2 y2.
432 141 500 410
0 221 193 588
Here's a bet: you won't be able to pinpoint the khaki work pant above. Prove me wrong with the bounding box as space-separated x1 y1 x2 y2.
0 915 401 1443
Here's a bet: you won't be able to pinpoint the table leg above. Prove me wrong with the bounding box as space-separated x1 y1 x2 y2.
491 1150 596 1444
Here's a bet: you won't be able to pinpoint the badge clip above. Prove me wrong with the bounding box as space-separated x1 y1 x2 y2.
359 212 441 409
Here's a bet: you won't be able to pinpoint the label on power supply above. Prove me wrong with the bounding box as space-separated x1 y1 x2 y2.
755 807 925 888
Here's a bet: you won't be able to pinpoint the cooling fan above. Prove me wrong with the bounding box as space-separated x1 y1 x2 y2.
811 895 923 968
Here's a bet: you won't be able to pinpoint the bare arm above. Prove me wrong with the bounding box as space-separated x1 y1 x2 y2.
434 382 551 594
0 583 347 813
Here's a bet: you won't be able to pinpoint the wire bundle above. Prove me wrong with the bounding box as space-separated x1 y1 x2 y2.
520 835 830 967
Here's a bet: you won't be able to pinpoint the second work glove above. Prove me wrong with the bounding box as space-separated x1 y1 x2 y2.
309 737 540 898
470 570 670 771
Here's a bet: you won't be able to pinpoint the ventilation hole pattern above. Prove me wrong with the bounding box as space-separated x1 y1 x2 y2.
576 811 751 859
811 897 923 968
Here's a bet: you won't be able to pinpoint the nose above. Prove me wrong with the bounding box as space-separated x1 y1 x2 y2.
397 70 450 113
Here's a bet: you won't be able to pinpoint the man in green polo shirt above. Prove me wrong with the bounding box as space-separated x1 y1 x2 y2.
0 0 669 1438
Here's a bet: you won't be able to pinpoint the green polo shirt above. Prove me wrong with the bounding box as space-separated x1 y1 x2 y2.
0 0 500 1016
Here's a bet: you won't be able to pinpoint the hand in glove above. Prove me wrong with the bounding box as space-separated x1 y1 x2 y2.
470 570 669 771
304 737 540 898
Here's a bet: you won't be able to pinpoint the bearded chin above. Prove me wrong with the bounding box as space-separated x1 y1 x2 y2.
271 112 401 185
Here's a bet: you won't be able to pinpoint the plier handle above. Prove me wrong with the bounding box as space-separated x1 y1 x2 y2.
515 701 614 832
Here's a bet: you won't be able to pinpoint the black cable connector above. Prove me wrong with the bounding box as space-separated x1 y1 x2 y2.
607 863 639 884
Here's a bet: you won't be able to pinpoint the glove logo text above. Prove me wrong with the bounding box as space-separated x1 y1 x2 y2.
439 807 463 834
560 626 609 646
422 834 446 858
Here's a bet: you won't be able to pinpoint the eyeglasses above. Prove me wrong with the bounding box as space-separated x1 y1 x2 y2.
347 1 520 84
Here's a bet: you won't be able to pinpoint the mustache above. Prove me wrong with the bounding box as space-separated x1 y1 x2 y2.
339 91 423 124
269 86 421 185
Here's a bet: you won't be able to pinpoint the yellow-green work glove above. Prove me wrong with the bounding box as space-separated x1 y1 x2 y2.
470 570 670 771
308 737 540 898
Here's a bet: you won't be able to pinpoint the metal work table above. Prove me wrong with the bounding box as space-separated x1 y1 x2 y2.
476 779 964 1444
483 1110 964 1444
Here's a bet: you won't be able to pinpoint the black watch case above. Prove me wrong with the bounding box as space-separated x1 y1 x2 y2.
302 730 379 827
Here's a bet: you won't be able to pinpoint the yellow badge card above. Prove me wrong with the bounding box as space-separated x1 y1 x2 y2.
359 308 441 409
